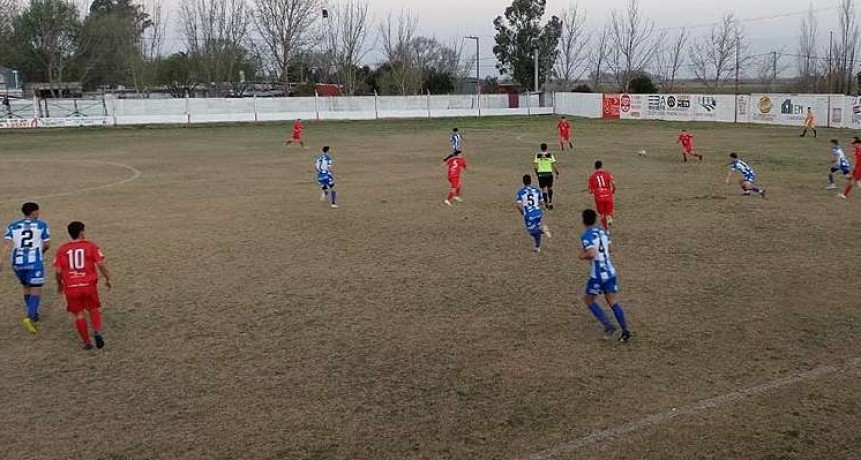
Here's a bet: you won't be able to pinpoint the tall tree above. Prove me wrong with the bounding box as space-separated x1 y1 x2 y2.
589 25 611 91
653 29 687 92
555 3 590 90
797 6 821 92
77 0 153 88
0 0 18 70
252 0 321 86
13 0 82 88
322 0 373 95
378 10 420 95
833 0 859 93
493 0 563 91
607 0 658 92
688 13 747 91
180 0 255 93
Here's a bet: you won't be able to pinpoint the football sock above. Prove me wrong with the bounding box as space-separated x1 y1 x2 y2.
447 191 455 200
588 303 612 329
331 191 337 204
752 187 762 194
828 173 834 184
23 294 30 312
532 231 542 248
542 192 548 203
90 309 103 333
548 190 554 203
844 184 854 196
455 187 461 197
611 304 628 332
600 216 608 229
75 316 91 345
26 295 40 319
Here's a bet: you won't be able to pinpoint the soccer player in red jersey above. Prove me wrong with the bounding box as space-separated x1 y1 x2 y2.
677 129 703 162
557 116 573 150
443 151 467 206
53 221 113 350
839 137 861 198
284 119 305 148
588 160 616 229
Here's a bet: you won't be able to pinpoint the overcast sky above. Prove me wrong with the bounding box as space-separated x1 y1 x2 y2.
157 0 844 76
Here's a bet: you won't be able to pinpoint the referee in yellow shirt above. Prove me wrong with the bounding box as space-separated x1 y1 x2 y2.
534 143 559 209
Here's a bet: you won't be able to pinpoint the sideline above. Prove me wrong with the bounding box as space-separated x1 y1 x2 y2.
526 357 861 460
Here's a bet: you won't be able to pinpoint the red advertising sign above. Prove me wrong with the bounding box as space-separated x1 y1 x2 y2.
602 93 620 119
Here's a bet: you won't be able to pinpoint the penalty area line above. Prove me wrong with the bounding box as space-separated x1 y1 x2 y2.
526 357 861 460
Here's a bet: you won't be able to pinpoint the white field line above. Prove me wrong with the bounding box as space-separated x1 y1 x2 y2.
0 159 143 204
527 357 861 460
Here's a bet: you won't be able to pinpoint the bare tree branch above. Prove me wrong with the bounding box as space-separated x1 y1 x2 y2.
322 0 373 95
555 3 590 89
378 10 420 95
253 0 321 86
653 28 687 92
589 24 611 90
608 0 658 92
688 13 748 91
797 5 821 92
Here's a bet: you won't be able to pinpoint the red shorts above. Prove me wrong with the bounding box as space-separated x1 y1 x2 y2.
853 168 861 180
65 286 101 314
559 132 571 141
291 132 302 140
595 197 614 215
682 146 693 154
448 177 461 188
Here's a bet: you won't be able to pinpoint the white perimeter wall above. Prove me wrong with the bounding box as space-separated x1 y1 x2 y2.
0 93 554 129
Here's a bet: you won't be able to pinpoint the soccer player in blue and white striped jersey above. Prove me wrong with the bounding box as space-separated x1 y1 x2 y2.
2 202 51 333
315 146 338 208
726 153 766 198
515 175 551 252
579 209 630 342
828 139 852 190
450 128 463 154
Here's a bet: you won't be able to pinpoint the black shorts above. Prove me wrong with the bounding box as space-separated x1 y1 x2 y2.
537 173 554 188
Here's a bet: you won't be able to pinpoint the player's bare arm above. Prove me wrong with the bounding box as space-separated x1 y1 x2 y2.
579 247 597 260
97 261 113 291
55 270 64 294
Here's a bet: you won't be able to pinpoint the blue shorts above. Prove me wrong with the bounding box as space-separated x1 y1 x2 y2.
523 211 543 233
585 276 619 296
317 174 334 189
833 165 851 175
743 173 756 183
14 266 45 287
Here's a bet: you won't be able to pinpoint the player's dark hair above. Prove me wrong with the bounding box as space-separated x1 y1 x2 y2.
452 128 459 132
322 146 330 153
729 152 738 159
831 139 839 145
853 137 861 144
523 174 532 185
594 160 603 169
583 209 598 226
67 221 85 239
21 202 39 216
540 143 548 151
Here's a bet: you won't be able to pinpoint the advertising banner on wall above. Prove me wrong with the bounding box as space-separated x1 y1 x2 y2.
0 118 38 129
749 94 830 127
619 94 643 120
602 93 621 119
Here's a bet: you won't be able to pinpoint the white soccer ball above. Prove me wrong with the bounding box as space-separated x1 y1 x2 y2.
638 149 647 156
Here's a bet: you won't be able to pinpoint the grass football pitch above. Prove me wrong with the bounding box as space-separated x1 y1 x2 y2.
0 116 859 459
